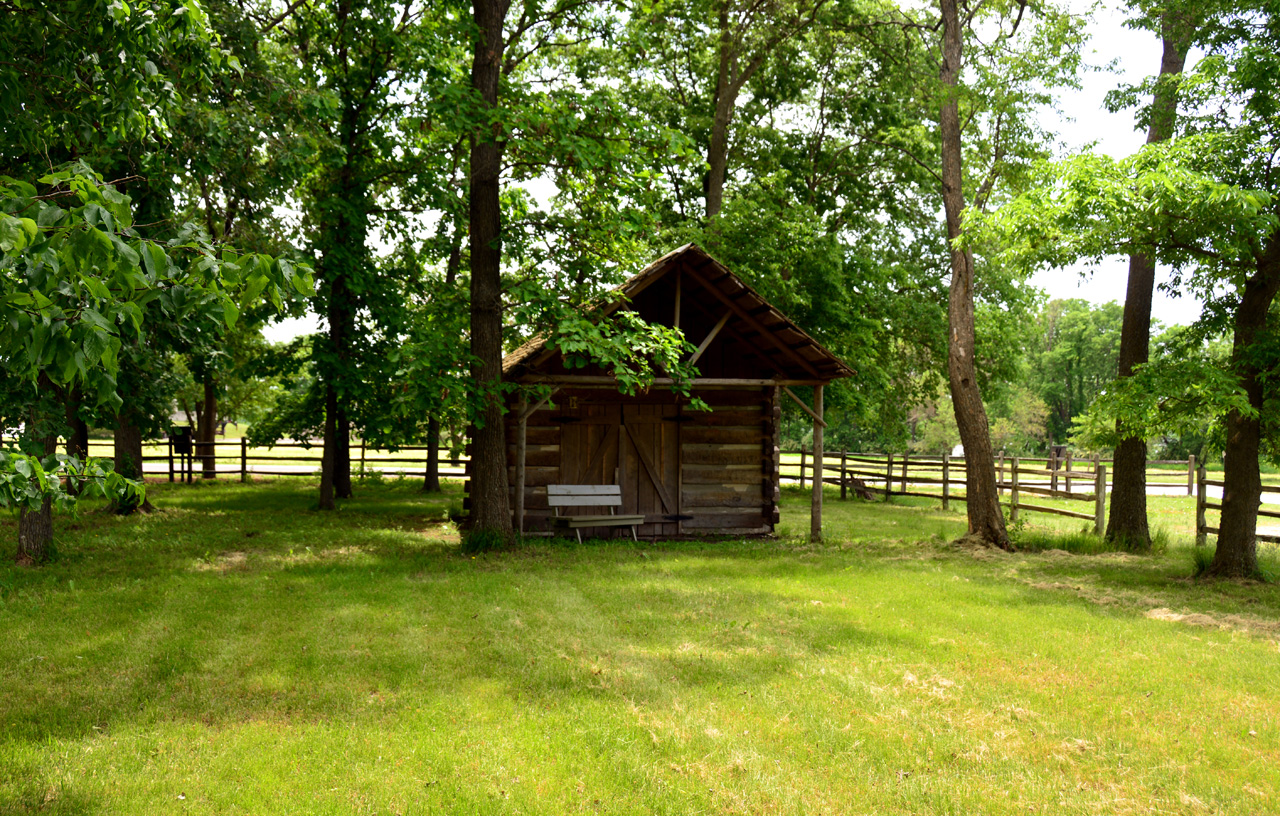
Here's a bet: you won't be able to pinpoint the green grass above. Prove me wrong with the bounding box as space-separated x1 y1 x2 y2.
2 480 1279 814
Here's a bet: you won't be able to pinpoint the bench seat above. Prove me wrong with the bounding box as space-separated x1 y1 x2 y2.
547 485 641 543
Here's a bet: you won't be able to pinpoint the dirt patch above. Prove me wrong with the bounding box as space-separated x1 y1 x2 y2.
192 550 250 573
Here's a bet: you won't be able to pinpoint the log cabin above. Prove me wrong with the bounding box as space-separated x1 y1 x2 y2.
499 243 854 540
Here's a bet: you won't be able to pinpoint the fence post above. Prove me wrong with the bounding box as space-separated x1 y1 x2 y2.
997 452 1005 497
1094 464 1107 536
799 445 807 489
942 451 951 511
884 453 894 501
1188 454 1196 497
840 450 848 500
1065 451 1073 494
360 439 368 480
1196 463 1208 546
240 437 248 483
1049 450 1059 493
1010 457 1020 523
168 437 174 484
900 453 909 495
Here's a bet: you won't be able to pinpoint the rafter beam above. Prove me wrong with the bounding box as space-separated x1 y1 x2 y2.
685 267 824 379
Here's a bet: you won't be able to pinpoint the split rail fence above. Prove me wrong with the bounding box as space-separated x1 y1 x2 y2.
1195 463 1280 545
785 449 1204 535
0 437 465 483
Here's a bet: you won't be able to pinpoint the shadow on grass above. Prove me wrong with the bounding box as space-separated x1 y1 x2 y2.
3 478 1278 759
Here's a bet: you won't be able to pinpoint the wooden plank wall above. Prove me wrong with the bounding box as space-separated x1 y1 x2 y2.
503 386 778 538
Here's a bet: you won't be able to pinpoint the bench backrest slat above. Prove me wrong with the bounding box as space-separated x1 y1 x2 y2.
547 484 623 507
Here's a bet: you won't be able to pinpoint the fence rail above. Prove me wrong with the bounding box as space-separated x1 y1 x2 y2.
786 448 1111 533
0 436 466 483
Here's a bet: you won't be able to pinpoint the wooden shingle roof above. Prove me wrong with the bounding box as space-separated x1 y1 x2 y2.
503 244 855 384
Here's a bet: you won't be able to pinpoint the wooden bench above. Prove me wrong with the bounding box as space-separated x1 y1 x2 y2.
547 485 645 544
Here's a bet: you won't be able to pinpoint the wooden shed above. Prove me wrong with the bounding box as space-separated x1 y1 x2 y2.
502 244 854 539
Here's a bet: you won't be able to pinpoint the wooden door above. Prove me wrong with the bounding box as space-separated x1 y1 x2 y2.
620 404 680 537
558 403 621 536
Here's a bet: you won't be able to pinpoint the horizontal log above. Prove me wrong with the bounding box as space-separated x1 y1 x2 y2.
682 484 758 507
516 375 823 387
683 446 764 466
682 464 762 484
681 426 767 444
508 466 562 486
1012 502 1095 521
681 511 768 529
1201 526 1280 544
682 409 767 427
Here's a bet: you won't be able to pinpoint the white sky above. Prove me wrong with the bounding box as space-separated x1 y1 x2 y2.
1030 2 1203 327
264 3 1201 344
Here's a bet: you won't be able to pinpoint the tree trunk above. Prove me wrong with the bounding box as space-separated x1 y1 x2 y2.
705 7 736 220
113 413 145 481
335 405 352 499
16 401 57 565
467 0 514 543
939 0 1010 550
425 225 463 493
1209 242 1280 578
64 387 89 497
112 409 152 513
198 377 218 479
319 386 337 511
1107 13 1192 549
319 262 355 507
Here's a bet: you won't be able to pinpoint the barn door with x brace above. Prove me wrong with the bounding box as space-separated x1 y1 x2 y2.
620 404 682 537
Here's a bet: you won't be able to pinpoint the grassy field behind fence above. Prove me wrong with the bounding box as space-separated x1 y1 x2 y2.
2 480 1279 814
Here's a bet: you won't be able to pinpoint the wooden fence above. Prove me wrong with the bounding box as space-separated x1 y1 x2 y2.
1195 463 1280 546
0 437 465 483
786 449 1117 534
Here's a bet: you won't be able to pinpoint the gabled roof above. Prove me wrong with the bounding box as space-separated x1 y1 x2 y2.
503 243 855 383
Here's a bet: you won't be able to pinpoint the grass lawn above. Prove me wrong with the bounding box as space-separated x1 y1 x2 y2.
2 480 1279 814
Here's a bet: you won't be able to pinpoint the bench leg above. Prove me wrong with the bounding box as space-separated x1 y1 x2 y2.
576 529 582 546
630 525 637 543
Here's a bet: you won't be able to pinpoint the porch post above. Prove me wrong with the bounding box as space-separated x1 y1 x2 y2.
811 384 824 542
515 397 527 535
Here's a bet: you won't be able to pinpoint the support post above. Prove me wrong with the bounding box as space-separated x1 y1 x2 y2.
840 450 847 500
942 451 951 511
1010 457 1020 523
1050 450 1059 492
997 452 1005 497
1195 463 1208 546
884 453 894 501
810 385 823 542
360 439 367 480
1094 464 1107 536
799 445 807 489
240 437 248 484
900 452 909 494
1188 454 1196 497
168 437 174 484
1064 451 1073 494
516 399 528 535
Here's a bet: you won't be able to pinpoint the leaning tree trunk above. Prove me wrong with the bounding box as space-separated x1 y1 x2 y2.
938 0 1010 550
704 6 736 220
198 377 218 479
1107 12 1193 550
466 0 514 542
1209 242 1280 578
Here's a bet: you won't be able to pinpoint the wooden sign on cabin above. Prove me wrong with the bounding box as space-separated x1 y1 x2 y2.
498 244 855 540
